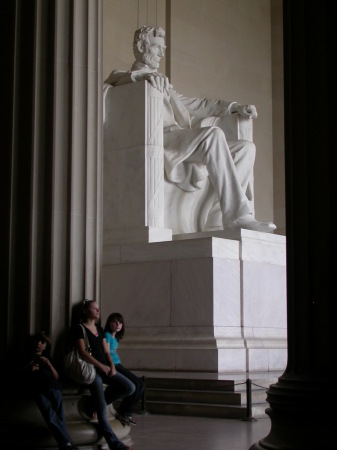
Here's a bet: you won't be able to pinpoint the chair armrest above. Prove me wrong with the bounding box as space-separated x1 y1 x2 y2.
200 113 253 142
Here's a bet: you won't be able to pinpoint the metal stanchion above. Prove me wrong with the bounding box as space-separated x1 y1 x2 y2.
242 378 257 422
140 375 147 413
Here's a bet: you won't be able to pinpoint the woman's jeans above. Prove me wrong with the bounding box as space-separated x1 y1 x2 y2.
35 388 72 448
115 364 145 416
88 371 135 449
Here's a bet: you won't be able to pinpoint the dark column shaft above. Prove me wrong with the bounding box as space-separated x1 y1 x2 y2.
251 1 336 448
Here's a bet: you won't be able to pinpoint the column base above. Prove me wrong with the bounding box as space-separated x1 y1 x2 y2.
250 375 336 449
1 384 131 448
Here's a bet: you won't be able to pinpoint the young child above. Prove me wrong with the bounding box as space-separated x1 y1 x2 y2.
24 331 77 450
104 313 145 426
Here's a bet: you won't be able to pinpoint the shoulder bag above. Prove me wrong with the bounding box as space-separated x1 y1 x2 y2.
64 324 96 385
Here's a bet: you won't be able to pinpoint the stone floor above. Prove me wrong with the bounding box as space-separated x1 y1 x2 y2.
113 412 271 450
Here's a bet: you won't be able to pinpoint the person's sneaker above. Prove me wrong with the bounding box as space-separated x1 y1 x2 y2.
115 442 132 449
127 415 137 425
62 444 79 450
115 412 130 426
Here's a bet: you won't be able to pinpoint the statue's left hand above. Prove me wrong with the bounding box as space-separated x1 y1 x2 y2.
237 104 258 119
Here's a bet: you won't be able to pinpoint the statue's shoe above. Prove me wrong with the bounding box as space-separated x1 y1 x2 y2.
225 216 276 233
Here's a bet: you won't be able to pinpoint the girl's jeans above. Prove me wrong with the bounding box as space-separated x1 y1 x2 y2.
88 371 134 449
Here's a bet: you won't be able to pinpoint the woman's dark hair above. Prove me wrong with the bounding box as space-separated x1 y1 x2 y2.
79 299 95 323
104 312 125 341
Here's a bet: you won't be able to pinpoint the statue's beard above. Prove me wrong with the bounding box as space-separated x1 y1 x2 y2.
143 53 159 70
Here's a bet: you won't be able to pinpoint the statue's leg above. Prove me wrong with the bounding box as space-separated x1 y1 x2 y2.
203 193 223 231
165 126 274 232
185 127 252 226
228 139 256 214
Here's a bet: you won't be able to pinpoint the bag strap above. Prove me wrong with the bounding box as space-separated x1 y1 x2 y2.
79 323 91 352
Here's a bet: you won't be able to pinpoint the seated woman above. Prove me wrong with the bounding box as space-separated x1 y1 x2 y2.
104 313 145 426
71 300 133 450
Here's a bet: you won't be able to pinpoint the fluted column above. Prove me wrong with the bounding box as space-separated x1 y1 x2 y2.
4 0 102 350
250 1 336 448
2 0 107 447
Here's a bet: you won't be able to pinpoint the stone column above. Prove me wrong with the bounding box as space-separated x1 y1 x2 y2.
1 1 128 447
250 1 336 448
4 0 102 358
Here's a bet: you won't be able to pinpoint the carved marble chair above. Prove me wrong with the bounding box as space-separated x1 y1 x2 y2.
103 81 253 244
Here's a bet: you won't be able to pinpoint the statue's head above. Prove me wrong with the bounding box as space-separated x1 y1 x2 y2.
133 26 166 70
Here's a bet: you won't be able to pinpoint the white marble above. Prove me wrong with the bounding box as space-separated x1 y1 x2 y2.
103 82 171 244
218 349 247 373
240 229 286 265
103 237 240 264
101 260 172 328
247 348 287 372
241 261 287 330
174 228 286 265
104 225 172 246
104 25 276 242
121 326 243 346
101 233 287 373
104 82 149 149
174 349 227 372
213 258 241 327
171 257 241 327
101 26 286 374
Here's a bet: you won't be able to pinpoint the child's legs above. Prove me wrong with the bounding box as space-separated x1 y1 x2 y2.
35 389 72 447
49 387 66 422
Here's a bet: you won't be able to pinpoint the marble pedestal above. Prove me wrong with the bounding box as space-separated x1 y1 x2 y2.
101 229 287 373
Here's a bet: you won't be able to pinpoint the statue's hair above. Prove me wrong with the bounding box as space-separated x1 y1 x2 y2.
133 26 165 58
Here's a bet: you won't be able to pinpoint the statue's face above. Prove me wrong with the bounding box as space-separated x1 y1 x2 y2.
142 34 166 70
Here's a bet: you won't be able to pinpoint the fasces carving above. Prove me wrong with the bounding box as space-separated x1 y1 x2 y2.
147 91 164 228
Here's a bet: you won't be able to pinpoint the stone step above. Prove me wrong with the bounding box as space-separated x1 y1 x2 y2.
144 400 268 420
145 386 267 406
140 375 275 419
145 377 236 391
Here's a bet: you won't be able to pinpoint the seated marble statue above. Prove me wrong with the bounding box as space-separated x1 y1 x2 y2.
105 26 276 233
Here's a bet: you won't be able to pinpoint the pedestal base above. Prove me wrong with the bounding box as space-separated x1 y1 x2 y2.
104 225 172 245
101 229 287 373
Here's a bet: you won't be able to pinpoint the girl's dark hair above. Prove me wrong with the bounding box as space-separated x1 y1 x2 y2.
104 312 125 341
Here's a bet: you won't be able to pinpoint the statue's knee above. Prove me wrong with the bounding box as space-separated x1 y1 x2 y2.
210 126 225 139
242 140 256 159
